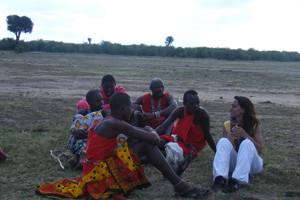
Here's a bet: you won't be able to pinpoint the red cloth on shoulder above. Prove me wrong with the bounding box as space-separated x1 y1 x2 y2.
76 86 126 111
142 93 169 128
160 108 207 158
0 147 7 161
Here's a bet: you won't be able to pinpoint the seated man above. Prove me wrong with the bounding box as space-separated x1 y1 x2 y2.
156 90 216 160
76 74 126 111
36 92 212 199
65 90 108 169
134 78 177 129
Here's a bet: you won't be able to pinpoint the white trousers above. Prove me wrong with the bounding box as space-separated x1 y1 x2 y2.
213 138 263 184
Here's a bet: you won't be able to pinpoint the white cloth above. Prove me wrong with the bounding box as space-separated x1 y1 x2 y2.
165 142 184 164
213 137 263 184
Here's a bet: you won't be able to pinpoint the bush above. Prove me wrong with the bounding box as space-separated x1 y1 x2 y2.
0 38 15 50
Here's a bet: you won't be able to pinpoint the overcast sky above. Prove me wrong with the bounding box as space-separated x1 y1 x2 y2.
1 0 300 52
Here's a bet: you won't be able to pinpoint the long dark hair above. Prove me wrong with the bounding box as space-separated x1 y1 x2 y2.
234 96 260 135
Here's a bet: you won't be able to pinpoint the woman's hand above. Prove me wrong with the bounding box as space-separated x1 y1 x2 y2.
232 125 247 139
226 132 237 141
72 129 88 139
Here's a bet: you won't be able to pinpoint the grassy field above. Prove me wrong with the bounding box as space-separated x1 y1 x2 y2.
0 51 300 200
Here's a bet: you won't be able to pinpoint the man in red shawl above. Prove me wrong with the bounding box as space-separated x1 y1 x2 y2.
76 74 126 111
156 90 216 160
133 78 177 129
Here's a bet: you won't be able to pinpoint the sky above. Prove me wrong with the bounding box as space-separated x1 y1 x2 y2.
1 0 300 52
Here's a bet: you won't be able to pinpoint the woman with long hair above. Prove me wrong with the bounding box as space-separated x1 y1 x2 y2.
212 96 263 193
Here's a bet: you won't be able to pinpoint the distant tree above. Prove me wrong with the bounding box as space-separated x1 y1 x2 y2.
87 38 92 44
6 15 34 46
165 36 174 47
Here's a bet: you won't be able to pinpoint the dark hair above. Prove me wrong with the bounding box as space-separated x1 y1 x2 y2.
110 92 131 111
234 96 260 135
183 90 198 103
86 90 100 104
150 78 163 89
101 74 116 85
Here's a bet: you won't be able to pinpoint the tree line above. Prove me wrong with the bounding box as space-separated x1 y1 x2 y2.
1 37 300 62
3 15 300 62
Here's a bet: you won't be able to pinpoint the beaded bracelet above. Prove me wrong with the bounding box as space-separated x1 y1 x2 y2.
154 111 161 118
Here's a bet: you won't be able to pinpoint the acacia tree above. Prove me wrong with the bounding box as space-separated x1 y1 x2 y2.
87 38 92 44
165 36 174 47
6 15 34 46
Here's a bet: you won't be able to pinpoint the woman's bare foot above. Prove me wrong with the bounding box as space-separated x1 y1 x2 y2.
68 155 78 166
76 154 84 169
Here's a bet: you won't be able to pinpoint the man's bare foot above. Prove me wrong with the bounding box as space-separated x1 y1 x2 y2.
174 180 212 198
68 155 78 166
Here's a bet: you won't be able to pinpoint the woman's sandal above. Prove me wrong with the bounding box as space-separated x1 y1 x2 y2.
175 186 212 198
176 150 193 177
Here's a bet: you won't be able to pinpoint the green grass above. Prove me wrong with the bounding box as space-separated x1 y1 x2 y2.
0 51 300 199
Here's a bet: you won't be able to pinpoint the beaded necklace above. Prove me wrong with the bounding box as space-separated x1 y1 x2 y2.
151 98 161 112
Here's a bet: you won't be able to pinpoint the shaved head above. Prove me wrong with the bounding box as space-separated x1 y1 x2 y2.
110 92 131 112
150 78 163 89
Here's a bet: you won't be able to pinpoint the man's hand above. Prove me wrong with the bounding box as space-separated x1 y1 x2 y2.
143 125 154 132
142 113 156 121
71 129 88 139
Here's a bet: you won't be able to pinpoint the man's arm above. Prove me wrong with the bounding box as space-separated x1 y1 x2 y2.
155 107 183 135
143 94 178 121
199 108 216 153
159 94 178 117
96 119 160 145
133 96 143 105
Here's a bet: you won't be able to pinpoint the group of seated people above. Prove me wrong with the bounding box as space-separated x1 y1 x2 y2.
36 74 263 199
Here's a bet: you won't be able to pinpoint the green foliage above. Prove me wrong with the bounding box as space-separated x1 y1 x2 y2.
1 38 300 61
0 37 15 50
6 15 34 46
165 36 174 47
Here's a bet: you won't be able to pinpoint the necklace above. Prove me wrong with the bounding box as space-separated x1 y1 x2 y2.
151 98 161 112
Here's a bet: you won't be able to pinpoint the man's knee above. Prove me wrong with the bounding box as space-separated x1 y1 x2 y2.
158 138 169 149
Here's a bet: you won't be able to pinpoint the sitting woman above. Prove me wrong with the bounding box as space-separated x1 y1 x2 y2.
65 90 108 169
212 96 263 193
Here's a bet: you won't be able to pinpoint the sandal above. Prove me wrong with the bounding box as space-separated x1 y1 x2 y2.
176 150 193 177
175 186 212 198
68 155 78 166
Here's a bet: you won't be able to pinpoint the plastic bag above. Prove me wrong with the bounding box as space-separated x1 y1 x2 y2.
165 142 184 164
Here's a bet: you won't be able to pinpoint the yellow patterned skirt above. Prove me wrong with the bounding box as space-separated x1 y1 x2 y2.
36 142 151 199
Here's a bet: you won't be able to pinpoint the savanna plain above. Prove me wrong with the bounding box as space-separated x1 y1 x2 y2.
0 51 300 200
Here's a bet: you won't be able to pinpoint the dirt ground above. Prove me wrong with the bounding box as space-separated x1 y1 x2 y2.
1 72 299 108
1 52 299 108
